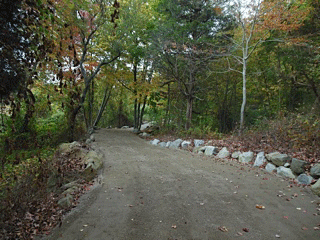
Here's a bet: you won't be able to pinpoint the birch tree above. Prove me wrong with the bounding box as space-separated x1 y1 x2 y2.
227 0 309 133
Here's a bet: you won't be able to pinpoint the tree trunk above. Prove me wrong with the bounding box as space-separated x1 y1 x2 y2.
133 64 139 130
138 95 147 130
20 89 35 133
165 83 171 125
93 86 112 128
185 96 193 130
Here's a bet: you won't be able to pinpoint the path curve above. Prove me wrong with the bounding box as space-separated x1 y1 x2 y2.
47 129 319 240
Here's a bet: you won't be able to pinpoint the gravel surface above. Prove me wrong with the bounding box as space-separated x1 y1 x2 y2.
45 129 320 240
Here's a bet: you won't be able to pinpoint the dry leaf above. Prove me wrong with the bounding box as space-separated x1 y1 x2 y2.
237 232 243 236
255 204 265 210
301 227 308 230
314 227 320 230
172 224 177 229
218 226 228 232
242 228 249 232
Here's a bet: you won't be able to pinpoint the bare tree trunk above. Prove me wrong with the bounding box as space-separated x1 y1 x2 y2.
165 83 171 125
93 86 112 128
240 57 247 134
138 95 147 130
185 96 193 130
133 64 138 129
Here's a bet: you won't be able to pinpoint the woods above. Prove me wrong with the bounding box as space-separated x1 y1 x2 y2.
0 0 319 237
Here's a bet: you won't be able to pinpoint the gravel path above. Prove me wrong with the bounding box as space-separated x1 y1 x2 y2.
46 129 320 240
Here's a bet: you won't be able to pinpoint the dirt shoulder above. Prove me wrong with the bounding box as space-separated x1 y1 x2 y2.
44 128 320 240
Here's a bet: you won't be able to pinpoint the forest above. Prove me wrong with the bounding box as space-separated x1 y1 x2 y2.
0 0 319 238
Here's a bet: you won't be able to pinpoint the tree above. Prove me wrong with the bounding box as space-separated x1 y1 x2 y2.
0 0 54 132
154 0 233 130
116 0 158 130
226 0 310 133
48 0 121 139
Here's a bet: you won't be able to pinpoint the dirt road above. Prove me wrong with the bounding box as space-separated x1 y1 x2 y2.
47 129 320 240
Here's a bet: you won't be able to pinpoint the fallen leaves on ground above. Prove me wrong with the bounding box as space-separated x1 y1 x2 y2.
255 204 265 210
218 226 228 232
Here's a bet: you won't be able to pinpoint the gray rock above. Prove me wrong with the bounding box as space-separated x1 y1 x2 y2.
266 152 291 166
277 166 296 179
121 126 129 129
284 163 290 168
265 163 277 173
132 128 140 134
297 174 313 185
193 146 206 154
239 151 254 163
169 139 183 149
166 141 172 148
150 139 160 145
310 164 320 178
204 146 219 156
290 158 308 174
181 141 191 149
216 147 230 159
231 151 241 159
61 181 80 190
58 194 73 209
62 186 79 195
140 132 151 137
254 152 266 167
194 139 204 147
84 151 103 170
311 179 320 196
158 142 167 148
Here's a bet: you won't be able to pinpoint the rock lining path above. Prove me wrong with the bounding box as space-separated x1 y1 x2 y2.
46 129 319 240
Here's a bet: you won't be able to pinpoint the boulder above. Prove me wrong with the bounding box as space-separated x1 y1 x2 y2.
239 151 254 163
253 152 266 167
310 164 320 178
204 146 219 156
216 147 230 159
166 141 172 148
84 151 103 170
140 132 151 137
266 152 291 166
150 139 160 146
58 142 79 154
58 194 73 209
284 163 290 168
169 139 183 149
193 146 206 154
311 179 320 196
86 134 95 144
277 166 295 179
58 142 87 159
297 174 313 185
290 158 308 174
231 151 241 159
61 181 80 190
62 185 79 195
158 142 167 148
181 141 191 149
265 163 277 173
194 139 204 147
